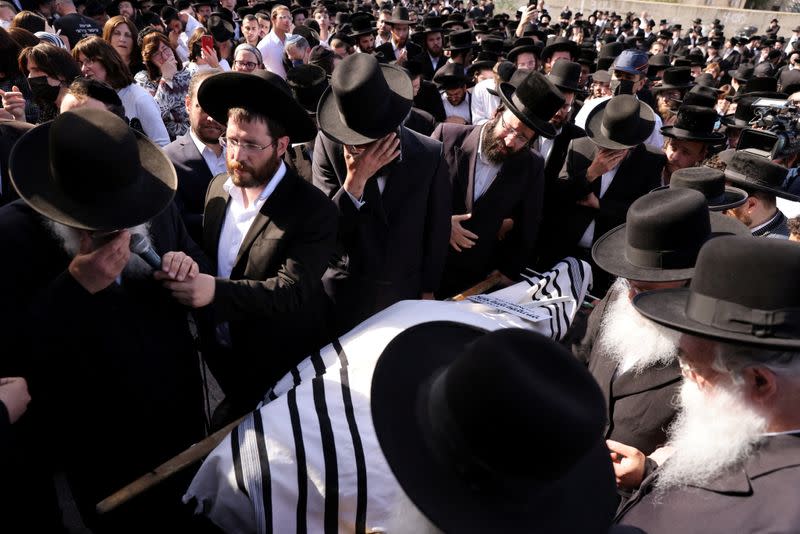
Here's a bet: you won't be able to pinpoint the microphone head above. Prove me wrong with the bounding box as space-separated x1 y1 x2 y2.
129 233 149 254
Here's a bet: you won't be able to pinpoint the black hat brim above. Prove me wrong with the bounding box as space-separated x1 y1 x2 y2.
542 41 579 59
651 82 694 93
349 27 377 37
660 126 726 143
724 169 800 202
633 288 800 349
650 184 749 211
584 97 655 150
592 213 749 282
371 321 617 533
497 82 557 138
507 44 540 62
720 114 749 129
9 122 175 232
466 60 495 75
199 72 317 143
317 63 413 145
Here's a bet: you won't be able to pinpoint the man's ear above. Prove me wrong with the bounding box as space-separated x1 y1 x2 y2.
276 135 290 157
742 365 778 408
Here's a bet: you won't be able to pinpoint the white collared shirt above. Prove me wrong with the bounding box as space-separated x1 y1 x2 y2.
536 126 561 165
217 161 287 278
441 91 472 124
577 163 619 248
474 123 502 201
258 30 289 79
470 77 500 126
189 129 227 177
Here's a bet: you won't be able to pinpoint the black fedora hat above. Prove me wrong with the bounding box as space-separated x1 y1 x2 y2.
497 70 565 139
592 188 749 282
433 61 468 88
724 149 800 201
348 13 376 37
633 236 800 349
9 108 176 232
444 29 474 51
547 59 582 92
466 51 499 76
286 64 329 115
541 35 579 60
585 94 655 150
651 66 694 92
199 71 317 143
386 5 413 24
721 96 756 129
656 166 747 211
648 53 671 68
727 64 754 82
318 53 412 145
507 37 542 63
372 323 617 533
661 105 725 143
680 84 719 108
207 12 236 42
419 15 444 33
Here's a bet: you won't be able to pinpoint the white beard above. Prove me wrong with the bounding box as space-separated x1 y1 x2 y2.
46 220 155 279
383 489 444 534
596 278 679 374
655 379 768 492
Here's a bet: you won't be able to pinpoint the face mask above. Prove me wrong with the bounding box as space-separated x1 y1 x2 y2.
28 76 61 104
611 78 635 95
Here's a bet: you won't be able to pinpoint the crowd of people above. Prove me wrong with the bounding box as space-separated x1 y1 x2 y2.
0 0 799 531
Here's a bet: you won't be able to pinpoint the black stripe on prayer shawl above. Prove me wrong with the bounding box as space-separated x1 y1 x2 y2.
231 424 249 497
332 338 368 533
288 368 308 534
252 412 273 534
311 351 339 534
541 273 558 339
550 274 567 339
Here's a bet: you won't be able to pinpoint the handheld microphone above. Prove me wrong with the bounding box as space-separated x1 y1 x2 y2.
129 233 162 270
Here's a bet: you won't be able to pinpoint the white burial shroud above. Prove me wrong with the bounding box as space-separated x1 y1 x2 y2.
184 259 593 534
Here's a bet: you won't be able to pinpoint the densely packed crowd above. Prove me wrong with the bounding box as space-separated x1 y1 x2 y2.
0 0 799 532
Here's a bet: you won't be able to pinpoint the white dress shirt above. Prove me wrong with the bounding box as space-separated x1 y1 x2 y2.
535 127 560 166
441 91 472 123
577 163 619 248
189 129 227 177
217 161 287 278
258 31 289 79
470 77 500 126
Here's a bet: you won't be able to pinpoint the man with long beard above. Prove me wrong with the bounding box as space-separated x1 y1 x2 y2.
163 70 338 419
574 188 748 464
431 70 564 297
611 236 800 533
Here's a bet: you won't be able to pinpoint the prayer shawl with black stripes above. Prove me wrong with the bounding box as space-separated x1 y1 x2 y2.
184 259 592 534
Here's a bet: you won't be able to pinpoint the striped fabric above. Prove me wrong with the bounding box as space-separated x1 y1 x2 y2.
184 259 592 534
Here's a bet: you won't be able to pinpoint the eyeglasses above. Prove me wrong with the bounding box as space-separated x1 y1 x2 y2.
219 135 276 152
233 60 258 71
499 113 531 144
156 46 173 60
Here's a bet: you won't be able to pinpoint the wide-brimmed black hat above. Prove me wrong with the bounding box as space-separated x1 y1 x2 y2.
546 59 582 92
506 36 541 63
541 35 579 60
386 5 413 24
634 236 800 349
651 66 694 92
724 149 800 201
680 84 719 108
419 15 444 33
286 64 329 115
348 13 376 37
648 53 671 69
656 166 747 211
199 70 316 143
661 105 725 143
466 51 499 76
497 70 565 139
9 108 176 232
318 53 412 145
693 72 721 91
444 29 474 51
207 12 236 42
372 323 617 533
728 64 754 82
585 94 655 150
721 96 756 129
433 62 468 88
592 188 748 282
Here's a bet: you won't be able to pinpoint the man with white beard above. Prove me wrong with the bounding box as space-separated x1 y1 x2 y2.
372 325 618 533
612 236 800 533
574 188 749 462
0 108 211 533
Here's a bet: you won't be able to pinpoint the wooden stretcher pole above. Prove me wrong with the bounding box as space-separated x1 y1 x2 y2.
447 271 504 301
96 413 248 515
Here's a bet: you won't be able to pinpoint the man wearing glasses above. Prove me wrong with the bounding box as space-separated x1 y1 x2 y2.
431 70 565 298
162 70 338 422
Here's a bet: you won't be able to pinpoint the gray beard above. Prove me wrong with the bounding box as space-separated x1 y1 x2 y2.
596 278 679 374
45 220 155 279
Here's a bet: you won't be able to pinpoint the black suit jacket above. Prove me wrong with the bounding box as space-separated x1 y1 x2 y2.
202 168 338 409
414 79 447 122
312 127 451 333
431 123 545 297
164 132 216 245
420 52 447 80
0 121 33 207
573 286 681 456
374 40 423 64
617 433 800 533
543 137 665 263
543 122 587 185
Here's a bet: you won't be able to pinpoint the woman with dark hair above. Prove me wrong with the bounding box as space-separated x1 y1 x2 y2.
102 15 145 76
10 11 46 34
0 27 38 122
135 31 190 140
6 27 40 49
3 43 82 123
72 36 169 146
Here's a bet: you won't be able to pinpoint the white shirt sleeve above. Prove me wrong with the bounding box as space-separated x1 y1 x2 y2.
133 86 170 147
471 79 499 126
645 108 664 150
